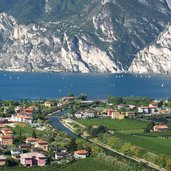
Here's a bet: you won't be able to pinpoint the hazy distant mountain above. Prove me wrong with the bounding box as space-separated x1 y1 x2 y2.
0 0 171 73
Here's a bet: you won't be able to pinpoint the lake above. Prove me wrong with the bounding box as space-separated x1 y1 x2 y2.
0 72 171 100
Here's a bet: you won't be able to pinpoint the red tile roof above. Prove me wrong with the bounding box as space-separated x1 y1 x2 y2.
1 135 13 139
26 137 37 141
36 140 48 145
74 150 88 155
154 125 168 130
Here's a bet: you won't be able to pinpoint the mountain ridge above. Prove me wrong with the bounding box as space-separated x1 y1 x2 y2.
0 0 171 73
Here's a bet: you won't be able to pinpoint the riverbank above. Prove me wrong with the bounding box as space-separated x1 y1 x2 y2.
61 118 166 171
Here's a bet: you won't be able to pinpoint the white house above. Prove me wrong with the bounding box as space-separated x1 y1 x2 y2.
74 150 88 159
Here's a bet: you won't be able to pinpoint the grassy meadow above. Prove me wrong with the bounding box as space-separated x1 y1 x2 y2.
76 118 147 130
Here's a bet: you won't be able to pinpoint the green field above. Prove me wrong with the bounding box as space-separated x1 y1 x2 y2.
77 118 147 130
116 133 171 156
1 158 121 171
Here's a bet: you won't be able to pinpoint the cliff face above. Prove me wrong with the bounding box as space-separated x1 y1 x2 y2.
0 0 171 73
129 24 171 74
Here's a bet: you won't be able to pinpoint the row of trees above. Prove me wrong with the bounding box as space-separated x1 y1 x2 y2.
107 96 154 106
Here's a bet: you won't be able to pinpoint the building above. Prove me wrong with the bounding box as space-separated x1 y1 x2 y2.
26 137 38 144
153 125 168 132
111 111 125 120
20 152 46 167
105 109 115 116
31 147 43 153
149 102 159 108
11 114 32 125
11 149 23 159
125 111 136 117
0 135 13 145
55 152 70 160
19 144 31 150
75 112 96 119
44 101 51 108
74 150 88 159
34 140 48 152
62 96 75 102
117 104 130 111
1 127 13 136
138 106 158 114
0 155 6 166
138 106 150 114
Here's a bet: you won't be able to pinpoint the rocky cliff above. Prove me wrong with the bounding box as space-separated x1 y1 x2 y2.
129 24 171 74
0 0 171 73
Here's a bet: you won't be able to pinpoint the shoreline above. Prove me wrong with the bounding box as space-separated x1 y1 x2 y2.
0 70 171 76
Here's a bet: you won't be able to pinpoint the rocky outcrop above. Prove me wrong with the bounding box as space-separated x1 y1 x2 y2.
0 14 120 73
129 24 171 74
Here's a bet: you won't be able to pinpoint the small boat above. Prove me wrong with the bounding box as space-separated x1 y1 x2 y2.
161 84 164 88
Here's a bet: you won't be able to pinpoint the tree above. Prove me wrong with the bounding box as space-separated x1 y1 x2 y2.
108 96 123 105
32 129 37 139
68 138 77 152
144 121 155 132
7 158 19 167
77 93 87 101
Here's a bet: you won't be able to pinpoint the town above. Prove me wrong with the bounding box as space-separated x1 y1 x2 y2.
0 95 171 171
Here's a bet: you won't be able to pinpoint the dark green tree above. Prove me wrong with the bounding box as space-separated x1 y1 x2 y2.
32 129 37 139
144 121 155 132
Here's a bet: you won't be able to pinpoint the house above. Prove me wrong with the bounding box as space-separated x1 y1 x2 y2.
0 155 6 166
159 109 170 114
125 111 136 117
12 106 34 125
75 113 82 119
74 150 88 159
149 102 159 108
26 137 38 144
117 104 130 111
149 106 158 114
153 125 169 132
20 152 46 167
138 106 158 114
11 114 33 125
111 111 125 120
19 144 31 150
31 147 43 153
11 149 23 159
62 96 75 102
0 135 13 145
75 111 96 119
138 106 150 114
105 109 115 116
15 106 22 113
44 101 51 108
55 152 70 160
34 140 48 152
1 127 13 136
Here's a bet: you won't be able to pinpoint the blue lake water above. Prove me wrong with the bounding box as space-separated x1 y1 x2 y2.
0 72 171 100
